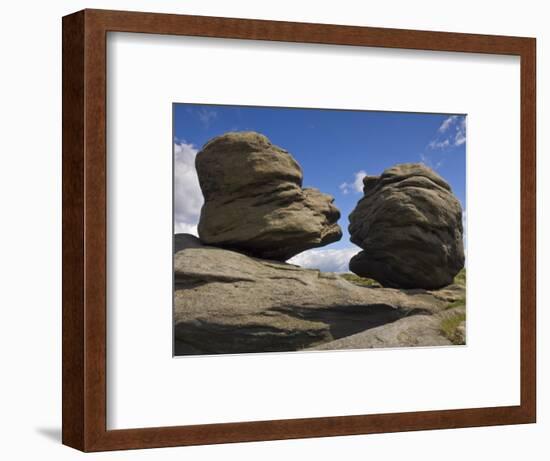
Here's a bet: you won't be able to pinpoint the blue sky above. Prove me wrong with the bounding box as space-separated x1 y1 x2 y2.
173 104 466 272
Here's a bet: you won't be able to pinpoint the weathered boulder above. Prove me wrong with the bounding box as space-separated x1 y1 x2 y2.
173 234 465 355
195 132 342 261
348 163 464 289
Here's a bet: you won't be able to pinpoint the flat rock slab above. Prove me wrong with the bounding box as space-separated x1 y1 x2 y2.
174 234 465 355
309 306 466 351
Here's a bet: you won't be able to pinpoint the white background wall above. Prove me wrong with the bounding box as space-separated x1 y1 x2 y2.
0 0 547 459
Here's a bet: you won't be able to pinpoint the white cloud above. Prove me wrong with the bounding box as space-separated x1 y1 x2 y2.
174 222 198 236
455 132 466 146
429 115 466 150
174 141 203 236
339 170 367 195
422 115 466 168
339 183 349 195
428 139 450 150
455 119 466 146
438 115 458 133
288 247 361 273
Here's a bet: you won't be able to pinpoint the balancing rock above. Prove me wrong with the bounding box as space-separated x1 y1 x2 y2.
348 163 464 289
196 132 342 260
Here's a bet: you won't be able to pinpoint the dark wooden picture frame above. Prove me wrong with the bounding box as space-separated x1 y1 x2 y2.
62 9 536 452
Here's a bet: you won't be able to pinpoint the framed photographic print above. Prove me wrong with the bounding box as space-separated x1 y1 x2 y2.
62 9 536 451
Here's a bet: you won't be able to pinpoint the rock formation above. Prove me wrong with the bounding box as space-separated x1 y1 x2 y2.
348 163 465 289
173 234 465 355
195 132 342 261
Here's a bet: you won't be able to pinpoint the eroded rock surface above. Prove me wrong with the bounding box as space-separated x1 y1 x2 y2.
173 234 465 355
195 132 342 261
309 306 465 350
348 163 465 289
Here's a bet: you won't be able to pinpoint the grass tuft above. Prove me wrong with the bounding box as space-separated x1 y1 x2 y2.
453 268 466 286
340 273 381 288
440 311 466 345
444 297 466 310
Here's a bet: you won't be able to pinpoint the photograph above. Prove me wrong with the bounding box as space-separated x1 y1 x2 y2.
0 1 538 456
173 104 467 356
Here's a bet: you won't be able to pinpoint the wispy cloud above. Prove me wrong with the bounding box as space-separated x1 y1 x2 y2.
196 108 217 127
174 140 203 236
454 118 466 146
420 115 466 170
339 170 367 195
428 139 450 150
420 152 443 170
438 115 458 133
429 116 466 151
288 247 361 272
